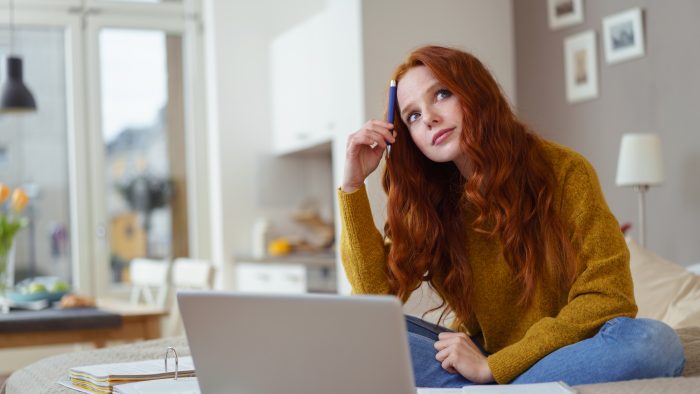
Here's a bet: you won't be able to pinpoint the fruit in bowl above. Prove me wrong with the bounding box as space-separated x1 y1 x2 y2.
51 280 70 293
27 282 48 294
10 276 72 303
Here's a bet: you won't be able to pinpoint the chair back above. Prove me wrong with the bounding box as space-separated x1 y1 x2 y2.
166 258 215 336
129 258 171 308
172 258 215 289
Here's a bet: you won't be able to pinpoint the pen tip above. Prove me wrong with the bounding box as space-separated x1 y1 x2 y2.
390 80 396 87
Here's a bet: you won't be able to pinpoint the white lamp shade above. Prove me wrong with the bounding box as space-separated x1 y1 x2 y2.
616 133 664 186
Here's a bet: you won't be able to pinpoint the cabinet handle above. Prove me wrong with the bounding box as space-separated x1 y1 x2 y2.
256 273 271 281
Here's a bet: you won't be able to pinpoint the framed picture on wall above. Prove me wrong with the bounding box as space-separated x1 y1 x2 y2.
548 0 584 30
603 8 645 64
564 30 598 103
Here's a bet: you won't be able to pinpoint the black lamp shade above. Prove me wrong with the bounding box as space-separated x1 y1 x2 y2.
1 56 37 113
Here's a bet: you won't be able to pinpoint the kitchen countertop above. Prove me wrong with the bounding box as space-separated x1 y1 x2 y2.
234 252 336 269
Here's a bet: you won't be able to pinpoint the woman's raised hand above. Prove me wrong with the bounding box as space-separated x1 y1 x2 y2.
342 120 396 193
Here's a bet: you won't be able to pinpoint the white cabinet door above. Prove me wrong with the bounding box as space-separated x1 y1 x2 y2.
236 263 307 294
270 10 334 155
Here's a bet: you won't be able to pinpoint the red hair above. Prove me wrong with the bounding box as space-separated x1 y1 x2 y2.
382 46 577 327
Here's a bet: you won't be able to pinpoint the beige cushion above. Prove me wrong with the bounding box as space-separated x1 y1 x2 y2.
628 238 700 328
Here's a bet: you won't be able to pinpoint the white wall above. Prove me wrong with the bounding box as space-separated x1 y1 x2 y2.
203 0 330 287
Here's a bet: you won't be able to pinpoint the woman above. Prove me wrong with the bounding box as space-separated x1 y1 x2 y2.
338 46 684 387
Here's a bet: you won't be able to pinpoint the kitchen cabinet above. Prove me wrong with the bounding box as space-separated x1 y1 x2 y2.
235 254 337 294
270 9 335 155
236 263 307 294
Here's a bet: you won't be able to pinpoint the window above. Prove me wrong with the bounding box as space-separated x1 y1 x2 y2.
98 28 187 284
0 26 72 283
1 0 206 296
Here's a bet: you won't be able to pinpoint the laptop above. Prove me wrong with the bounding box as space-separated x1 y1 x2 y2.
177 290 416 394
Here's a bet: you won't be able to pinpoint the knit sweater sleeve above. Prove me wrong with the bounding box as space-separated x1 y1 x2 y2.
486 154 638 384
337 185 391 295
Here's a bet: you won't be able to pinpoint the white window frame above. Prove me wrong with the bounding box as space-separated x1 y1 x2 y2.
4 0 210 297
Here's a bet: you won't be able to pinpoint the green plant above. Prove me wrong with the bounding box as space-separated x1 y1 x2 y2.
0 183 29 292
0 214 26 255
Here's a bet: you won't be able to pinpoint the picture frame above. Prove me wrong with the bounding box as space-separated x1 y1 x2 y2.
547 0 584 30
564 30 598 103
602 8 645 64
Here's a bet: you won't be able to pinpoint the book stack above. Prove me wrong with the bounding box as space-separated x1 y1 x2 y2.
66 357 196 393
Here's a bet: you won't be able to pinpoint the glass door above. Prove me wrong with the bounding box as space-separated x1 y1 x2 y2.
0 26 73 283
86 15 189 293
1 0 206 298
0 7 90 293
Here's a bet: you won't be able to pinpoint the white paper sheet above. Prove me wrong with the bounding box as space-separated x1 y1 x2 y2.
462 382 576 393
416 382 576 394
113 377 200 394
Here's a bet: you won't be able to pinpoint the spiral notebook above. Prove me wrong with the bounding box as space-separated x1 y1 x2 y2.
58 348 196 393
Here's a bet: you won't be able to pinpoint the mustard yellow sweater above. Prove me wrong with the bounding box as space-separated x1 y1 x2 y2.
338 140 637 384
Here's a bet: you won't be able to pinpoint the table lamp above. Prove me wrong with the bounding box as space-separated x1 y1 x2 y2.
615 133 664 247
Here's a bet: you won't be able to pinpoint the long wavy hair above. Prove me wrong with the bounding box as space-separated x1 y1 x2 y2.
383 46 577 327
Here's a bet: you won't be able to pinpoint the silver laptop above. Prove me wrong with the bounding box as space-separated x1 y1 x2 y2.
177 291 416 394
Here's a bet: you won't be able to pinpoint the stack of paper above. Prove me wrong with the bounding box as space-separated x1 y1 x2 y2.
67 357 196 393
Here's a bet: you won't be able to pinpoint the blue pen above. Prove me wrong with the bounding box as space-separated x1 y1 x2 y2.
386 79 397 157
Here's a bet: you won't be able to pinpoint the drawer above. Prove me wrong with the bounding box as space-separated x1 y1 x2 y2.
236 263 307 294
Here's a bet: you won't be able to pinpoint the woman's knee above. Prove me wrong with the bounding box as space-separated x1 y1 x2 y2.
605 317 685 376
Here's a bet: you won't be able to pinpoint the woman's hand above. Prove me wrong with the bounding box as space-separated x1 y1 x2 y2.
434 332 495 384
342 120 395 193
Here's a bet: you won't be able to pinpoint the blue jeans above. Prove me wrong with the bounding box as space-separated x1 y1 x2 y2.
406 315 686 387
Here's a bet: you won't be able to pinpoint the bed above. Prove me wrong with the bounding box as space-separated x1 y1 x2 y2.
4 239 700 393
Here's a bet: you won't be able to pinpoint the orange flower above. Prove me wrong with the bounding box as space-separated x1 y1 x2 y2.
11 188 29 213
0 183 9 204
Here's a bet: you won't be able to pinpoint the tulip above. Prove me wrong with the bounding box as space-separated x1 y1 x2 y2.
0 183 9 204
11 188 29 213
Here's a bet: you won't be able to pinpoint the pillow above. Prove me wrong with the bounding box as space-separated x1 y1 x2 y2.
628 238 700 328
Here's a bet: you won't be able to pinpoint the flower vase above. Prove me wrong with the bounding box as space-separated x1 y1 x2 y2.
0 240 16 313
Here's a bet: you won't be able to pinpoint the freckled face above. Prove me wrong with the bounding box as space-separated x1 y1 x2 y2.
397 66 464 163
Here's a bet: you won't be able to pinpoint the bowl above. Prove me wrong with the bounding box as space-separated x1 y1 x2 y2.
9 276 72 304
7 290 68 303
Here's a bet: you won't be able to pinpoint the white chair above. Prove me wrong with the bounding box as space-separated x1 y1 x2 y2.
172 258 215 290
166 257 215 336
129 258 171 309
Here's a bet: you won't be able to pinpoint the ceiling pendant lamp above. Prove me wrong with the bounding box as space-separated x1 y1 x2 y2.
1 0 37 113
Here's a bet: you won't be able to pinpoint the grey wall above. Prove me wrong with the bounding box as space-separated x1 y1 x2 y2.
514 0 700 265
